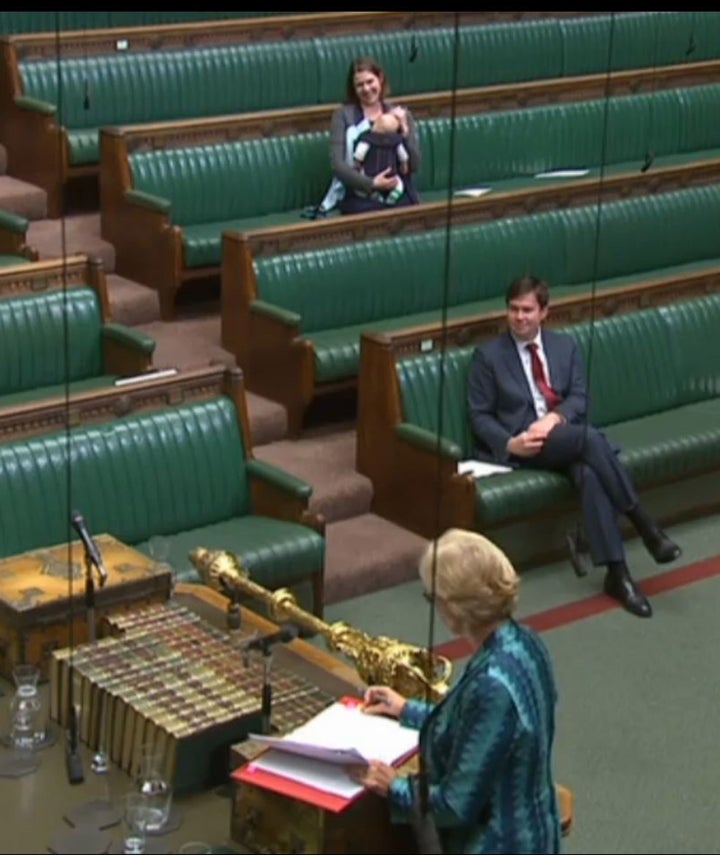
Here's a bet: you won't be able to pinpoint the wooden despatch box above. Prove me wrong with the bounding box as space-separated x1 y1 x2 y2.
0 534 172 680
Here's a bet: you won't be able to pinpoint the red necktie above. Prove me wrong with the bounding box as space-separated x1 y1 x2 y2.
526 343 561 410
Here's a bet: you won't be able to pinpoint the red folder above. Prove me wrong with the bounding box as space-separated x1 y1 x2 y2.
233 696 417 813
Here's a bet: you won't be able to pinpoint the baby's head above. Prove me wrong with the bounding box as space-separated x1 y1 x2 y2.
372 112 401 134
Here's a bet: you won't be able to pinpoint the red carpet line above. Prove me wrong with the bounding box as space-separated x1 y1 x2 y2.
434 554 720 662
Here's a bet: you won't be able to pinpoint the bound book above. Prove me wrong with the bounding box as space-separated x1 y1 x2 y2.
235 697 419 812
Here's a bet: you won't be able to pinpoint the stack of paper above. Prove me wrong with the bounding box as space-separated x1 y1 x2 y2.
236 698 419 808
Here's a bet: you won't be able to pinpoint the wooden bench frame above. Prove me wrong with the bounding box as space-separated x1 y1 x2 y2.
220 161 720 435
354 268 720 553
0 253 108 310
0 363 230 442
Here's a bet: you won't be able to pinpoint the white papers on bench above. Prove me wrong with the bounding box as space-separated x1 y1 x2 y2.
457 459 513 478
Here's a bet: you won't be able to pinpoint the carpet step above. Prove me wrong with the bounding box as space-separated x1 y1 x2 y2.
324 513 428 605
254 426 372 523
107 273 160 325
0 174 47 220
27 213 115 270
133 315 287 445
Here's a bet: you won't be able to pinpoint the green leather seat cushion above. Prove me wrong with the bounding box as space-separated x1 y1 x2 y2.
0 254 31 268
475 398 720 525
135 515 325 587
183 213 312 268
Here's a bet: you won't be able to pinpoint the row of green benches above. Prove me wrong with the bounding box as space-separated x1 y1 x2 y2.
222 181 720 433
0 255 155 405
0 365 327 618
355 292 720 570
1 12 717 214
0 12 288 35
101 82 720 318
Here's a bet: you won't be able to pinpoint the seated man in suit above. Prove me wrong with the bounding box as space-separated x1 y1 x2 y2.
466 273 681 618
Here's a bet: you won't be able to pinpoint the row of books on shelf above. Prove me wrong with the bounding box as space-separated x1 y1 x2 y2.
49 601 264 792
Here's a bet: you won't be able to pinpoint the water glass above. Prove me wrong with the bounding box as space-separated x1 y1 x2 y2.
122 792 151 854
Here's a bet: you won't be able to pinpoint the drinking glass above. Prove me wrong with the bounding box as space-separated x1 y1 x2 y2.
136 741 173 833
122 792 151 854
9 664 44 750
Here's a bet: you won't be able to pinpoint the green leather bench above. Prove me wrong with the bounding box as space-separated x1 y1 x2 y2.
364 293 720 567
114 82 720 321
223 181 720 433
0 392 326 615
13 13 720 169
418 83 720 199
0 287 155 405
0 12 286 34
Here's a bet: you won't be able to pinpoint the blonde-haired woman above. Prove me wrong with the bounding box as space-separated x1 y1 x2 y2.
350 528 561 854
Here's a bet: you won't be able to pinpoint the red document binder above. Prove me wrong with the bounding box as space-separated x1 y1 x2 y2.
233 696 417 813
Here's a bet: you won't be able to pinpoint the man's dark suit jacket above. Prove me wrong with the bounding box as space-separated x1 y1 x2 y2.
467 328 589 464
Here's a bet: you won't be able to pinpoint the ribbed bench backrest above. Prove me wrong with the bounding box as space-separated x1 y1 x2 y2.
130 133 329 224
16 13 720 154
423 85 712 192
256 233 449 333
0 288 103 394
20 41 320 130
659 293 720 407
0 396 249 558
569 310 678 425
559 12 719 74
396 346 476 457
254 183 720 335
395 295 719 451
0 11 284 33
567 182 720 283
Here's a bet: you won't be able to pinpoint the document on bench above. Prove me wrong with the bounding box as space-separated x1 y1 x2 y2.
458 459 513 478
244 698 419 802
534 168 589 179
453 186 492 198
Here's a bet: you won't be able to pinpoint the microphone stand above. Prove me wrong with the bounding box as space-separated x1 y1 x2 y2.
62 545 122 840
260 647 274 735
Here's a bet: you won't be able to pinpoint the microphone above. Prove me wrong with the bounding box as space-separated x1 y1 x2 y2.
241 624 299 655
65 704 84 784
640 150 654 173
408 35 418 62
71 511 108 586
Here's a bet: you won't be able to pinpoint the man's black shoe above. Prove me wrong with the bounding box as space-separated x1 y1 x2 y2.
604 565 653 618
641 529 682 565
627 505 681 564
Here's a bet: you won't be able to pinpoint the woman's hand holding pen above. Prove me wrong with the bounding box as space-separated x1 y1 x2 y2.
362 685 407 718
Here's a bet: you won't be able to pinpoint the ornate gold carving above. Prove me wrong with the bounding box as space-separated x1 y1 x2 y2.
190 547 452 702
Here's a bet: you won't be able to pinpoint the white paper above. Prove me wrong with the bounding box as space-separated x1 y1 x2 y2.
252 749 364 799
453 186 492 198
248 701 419 798
534 168 589 179
247 734 365 766
457 459 513 478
